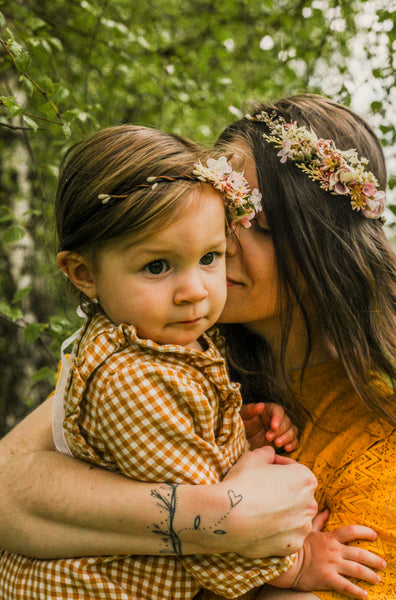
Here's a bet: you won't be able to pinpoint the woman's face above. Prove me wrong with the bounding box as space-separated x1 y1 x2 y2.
219 148 281 330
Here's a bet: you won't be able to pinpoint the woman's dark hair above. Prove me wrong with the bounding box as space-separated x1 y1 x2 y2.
219 94 396 425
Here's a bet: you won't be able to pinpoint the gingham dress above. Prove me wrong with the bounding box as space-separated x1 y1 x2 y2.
0 313 294 599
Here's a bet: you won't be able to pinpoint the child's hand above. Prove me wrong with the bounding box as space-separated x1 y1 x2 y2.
272 510 387 599
240 402 298 452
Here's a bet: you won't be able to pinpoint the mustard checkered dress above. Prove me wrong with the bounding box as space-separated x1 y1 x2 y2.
0 312 294 599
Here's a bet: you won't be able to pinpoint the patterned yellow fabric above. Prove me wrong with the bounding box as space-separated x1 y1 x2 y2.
289 360 396 600
0 312 293 600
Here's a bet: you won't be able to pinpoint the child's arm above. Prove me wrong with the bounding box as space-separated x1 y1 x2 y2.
269 511 386 599
241 402 299 451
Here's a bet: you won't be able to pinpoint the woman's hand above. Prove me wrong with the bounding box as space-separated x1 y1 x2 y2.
218 446 318 557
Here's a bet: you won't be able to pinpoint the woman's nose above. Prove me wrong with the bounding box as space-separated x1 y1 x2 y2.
174 270 209 304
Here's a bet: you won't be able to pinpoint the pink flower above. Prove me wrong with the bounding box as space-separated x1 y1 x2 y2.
362 182 377 198
362 191 386 219
239 214 254 228
227 171 248 189
316 139 333 155
277 140 293 163
328 167 358 195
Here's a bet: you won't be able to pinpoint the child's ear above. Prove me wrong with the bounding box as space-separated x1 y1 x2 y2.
57 251 97 299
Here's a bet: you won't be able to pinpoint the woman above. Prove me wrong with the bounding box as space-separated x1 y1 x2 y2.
0 94 394 599
217 94 396 599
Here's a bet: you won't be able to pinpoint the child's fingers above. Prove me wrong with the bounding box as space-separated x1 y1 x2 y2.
267 403 286 431
328 574 372 600
340 558 382 585
343 545 386 571
283 438 298 452
334 525 378 544
240 402 265 420
311 509 330 532
269 425 298 447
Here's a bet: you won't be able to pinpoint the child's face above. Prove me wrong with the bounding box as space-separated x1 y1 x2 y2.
91 187 227 346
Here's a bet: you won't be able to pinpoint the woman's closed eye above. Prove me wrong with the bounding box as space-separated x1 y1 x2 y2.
250 218 271 236
143 259 170 275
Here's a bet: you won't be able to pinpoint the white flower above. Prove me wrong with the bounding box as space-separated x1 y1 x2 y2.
250 188 263 211
206 156 232 175
328 167 358 195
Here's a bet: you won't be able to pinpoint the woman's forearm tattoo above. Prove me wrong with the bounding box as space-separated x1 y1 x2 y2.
151 484 182 554
150 483 243 555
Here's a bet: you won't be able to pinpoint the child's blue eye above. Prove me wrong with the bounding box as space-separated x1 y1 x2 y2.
143 260 169 275
200 252 218 266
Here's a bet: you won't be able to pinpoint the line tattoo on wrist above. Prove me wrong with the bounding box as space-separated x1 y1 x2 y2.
150 483 243 555
151 484 182 554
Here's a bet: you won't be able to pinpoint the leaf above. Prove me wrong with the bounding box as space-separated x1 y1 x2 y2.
1 98 22 118
62 122 72 139
22 115 39 132
26 16 47 31
14 51 31 73
388 175 396 190
24 322 48 344
0 11 5 29
0 213 13 225
8 39 24 58
41 39 52 54
49 315 73 336
21 76 34 96
49 37 63 52
32 367 56 385
388 205 396 216
2 225 26 245
40 101 58 116
12 286 32 304
0 302 23 321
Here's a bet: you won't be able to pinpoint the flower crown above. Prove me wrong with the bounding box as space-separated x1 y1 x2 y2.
98 156 262 228
246 110 386 221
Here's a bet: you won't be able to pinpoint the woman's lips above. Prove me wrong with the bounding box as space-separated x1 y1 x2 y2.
226 277 243 287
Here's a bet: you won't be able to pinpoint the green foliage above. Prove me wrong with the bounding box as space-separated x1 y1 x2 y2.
0 0 395 432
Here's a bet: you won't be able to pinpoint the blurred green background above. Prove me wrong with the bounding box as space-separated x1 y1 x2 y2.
1 0 395 436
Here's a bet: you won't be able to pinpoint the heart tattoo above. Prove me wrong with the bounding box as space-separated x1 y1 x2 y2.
228 489 242 508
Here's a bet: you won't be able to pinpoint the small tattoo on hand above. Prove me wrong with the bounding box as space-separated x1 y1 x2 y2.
228 489 243 508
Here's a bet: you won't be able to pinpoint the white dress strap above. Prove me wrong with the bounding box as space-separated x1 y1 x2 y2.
52 327 83 456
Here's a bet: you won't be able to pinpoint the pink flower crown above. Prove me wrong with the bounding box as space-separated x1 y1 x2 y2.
192 156 262 227
246 111 386 221
99 156 262 228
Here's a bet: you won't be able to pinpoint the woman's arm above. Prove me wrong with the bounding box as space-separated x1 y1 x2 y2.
0 397 317 559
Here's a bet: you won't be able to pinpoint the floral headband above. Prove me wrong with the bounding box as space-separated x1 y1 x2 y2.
98 156 262 228
246 110 386 221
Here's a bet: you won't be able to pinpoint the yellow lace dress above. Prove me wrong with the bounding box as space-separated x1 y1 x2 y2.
289 360 396 600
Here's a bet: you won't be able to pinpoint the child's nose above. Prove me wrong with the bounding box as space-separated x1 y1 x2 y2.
174 270 209 304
